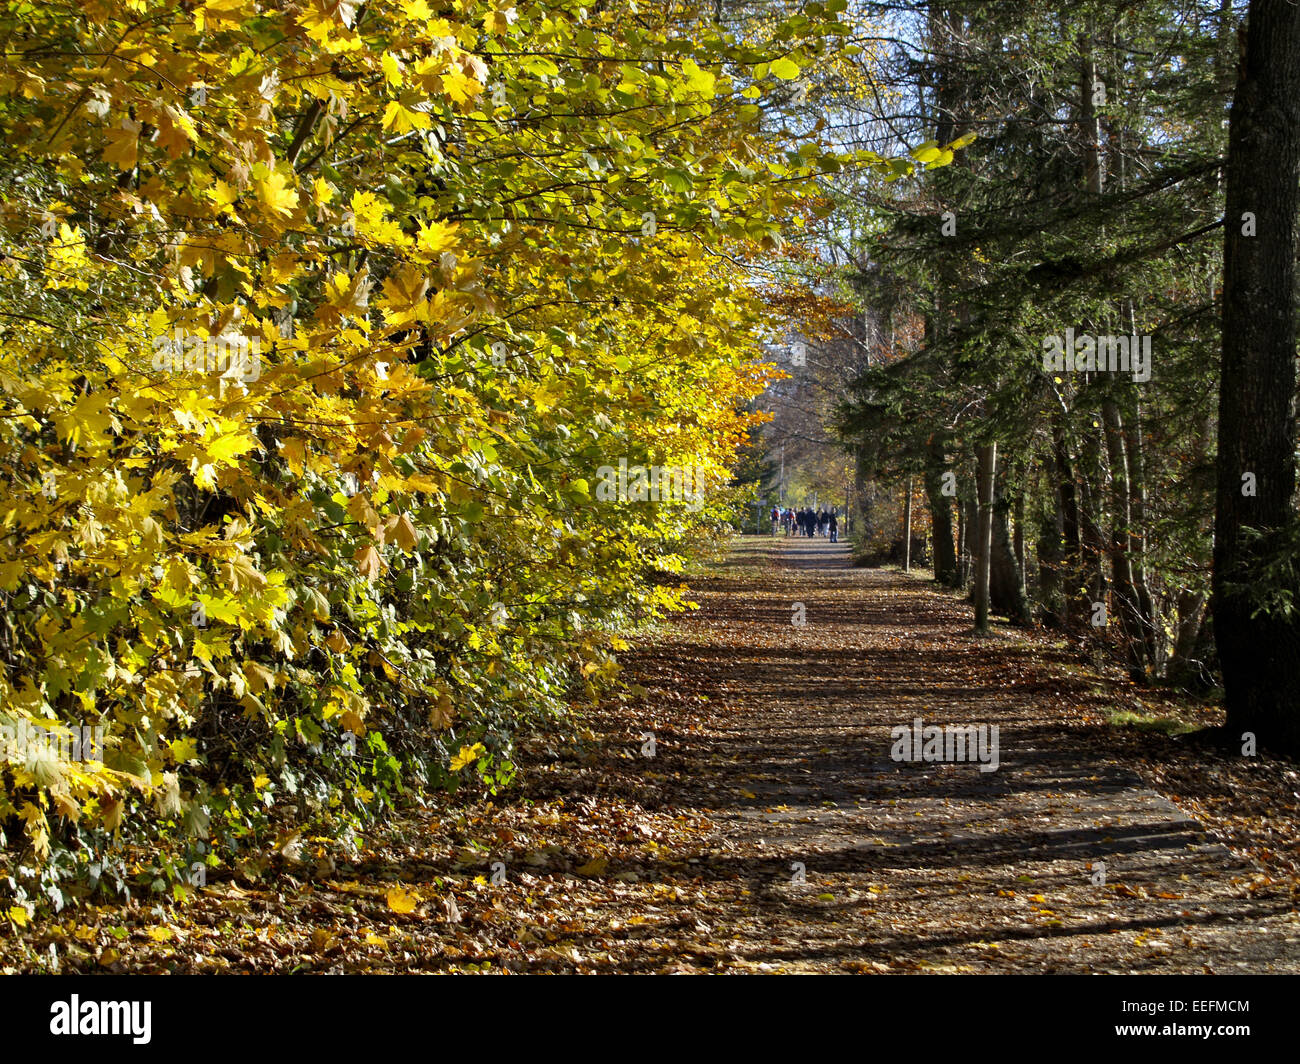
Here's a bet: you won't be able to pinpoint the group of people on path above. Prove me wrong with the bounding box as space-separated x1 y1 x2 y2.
771 506 838 543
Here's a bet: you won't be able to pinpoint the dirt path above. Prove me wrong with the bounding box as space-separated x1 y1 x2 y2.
34 536 1299 974
553 535 1299 973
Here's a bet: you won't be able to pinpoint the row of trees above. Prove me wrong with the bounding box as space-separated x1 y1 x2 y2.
815 0 1299 751
0 0 962 906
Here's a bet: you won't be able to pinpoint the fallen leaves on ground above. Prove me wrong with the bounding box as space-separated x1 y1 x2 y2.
4 538 1298 974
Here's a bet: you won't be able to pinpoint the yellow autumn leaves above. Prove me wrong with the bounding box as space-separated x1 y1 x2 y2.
450 744 486 772
0 0 865 884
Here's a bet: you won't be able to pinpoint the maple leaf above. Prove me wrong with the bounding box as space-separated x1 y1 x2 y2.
382 100 431 134
386 886 418 914
390 513 420 551
207 180 239 212
461 53 489 83
102 118 141 170
221 553 267 593
346 491 382 533
243 661 276 694
416 220 458 256
354 543 385 583
197 0 249 31
449 743 484 771
168 737 200 764
154 107 197 158
254 169 299 217
53 393 115 447
483 4 518 35
324 268 371 317
380 264 431 325
441 68 481 106
381 52 403 87
205 429 259 466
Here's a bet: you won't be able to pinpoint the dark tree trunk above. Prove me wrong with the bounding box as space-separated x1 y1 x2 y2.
1169 590 1209 688
902 477 913 572
1051 413 1083 629
1037 466 1067 629
1120 388 1161 674
854 459 871 541
1101 398 1151 681
924 438 960 587
1214 0 1300 754
1077 425 1109 621
1013 491 1026 584
957 492 970 588
990 490 1033 626
973 443 996 631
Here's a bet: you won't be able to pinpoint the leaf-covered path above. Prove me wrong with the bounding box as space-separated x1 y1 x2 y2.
26 537 1300 974
609 536 1300 973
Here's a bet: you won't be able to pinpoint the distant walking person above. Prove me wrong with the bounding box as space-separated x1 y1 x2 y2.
770 505 779 536
829 511 838 543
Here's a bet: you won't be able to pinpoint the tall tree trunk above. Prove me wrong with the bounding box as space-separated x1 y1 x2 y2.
1077 422 1109 619
853 455 869 542
1051 411 1083 629
1214 0 1300 754
1037 462 1067 629
957 491 969 587
973 443 996 631
1170 590 1209 687
1013 490 1026 586
1105 44 1162 678
924 437 959 586
902 477 913 572
1101 399 1149 680
990 485 1033 625
1120 388 1160 673
1077 32 1112 636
